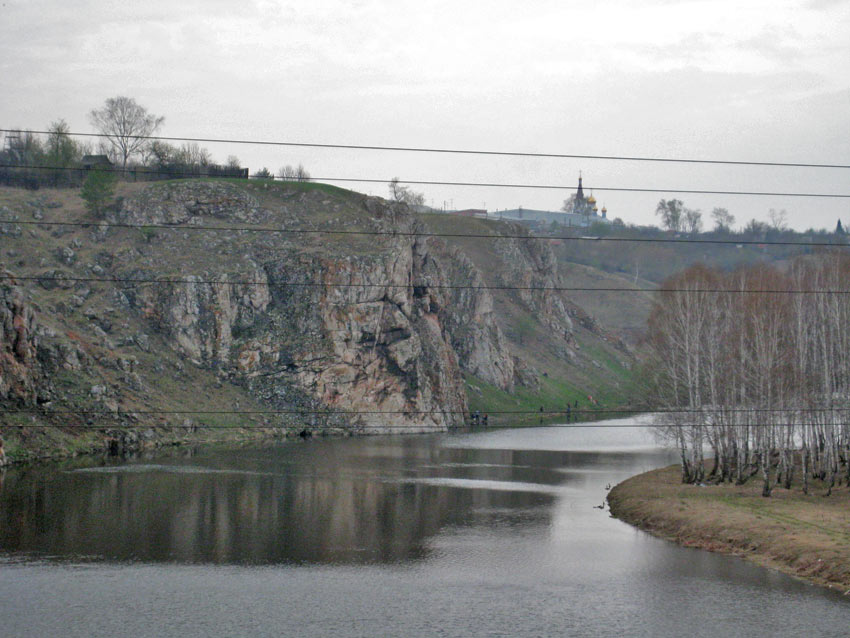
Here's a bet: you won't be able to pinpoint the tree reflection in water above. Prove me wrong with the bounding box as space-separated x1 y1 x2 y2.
0 436 556 564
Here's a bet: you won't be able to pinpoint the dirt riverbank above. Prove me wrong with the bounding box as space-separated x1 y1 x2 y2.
608 464 850 596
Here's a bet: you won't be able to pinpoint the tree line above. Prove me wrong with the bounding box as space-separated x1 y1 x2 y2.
1 96 310 189
647 254 850 496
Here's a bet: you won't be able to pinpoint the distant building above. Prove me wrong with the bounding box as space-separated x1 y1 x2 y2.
566 174 607 219
79 155 113 170
495 175 611 228
450 209 487 217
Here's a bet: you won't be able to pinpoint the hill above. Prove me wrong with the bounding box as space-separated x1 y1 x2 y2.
0 180 640 461
544 222 846 284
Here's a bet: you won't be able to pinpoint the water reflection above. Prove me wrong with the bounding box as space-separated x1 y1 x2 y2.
1 425 848 638
0 436 561 564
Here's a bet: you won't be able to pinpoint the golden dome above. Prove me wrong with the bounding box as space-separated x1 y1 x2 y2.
593 206 599 212
601 206 607 213
587 195 597 204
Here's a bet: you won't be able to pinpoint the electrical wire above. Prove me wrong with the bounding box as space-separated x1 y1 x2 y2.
2 421 846 430
2 163 850 198
4 218 850 249
6 407 847 415
0 410 850 420
3 129 849 169
5 274 850 295
2 164 849 432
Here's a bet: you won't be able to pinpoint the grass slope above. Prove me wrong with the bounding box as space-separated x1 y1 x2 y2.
1 182 645 459
608 464 850 596
416 212 643 422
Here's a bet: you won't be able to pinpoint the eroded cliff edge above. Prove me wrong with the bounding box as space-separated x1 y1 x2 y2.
0 180 633 460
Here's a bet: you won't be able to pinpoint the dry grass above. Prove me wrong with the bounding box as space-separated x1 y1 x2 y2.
557 262 654 344
608 464 850 596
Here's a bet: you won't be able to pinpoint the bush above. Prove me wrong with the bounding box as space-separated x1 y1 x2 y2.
80 169 117 217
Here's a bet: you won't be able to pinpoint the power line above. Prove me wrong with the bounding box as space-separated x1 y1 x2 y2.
5 218 850 249
3 163 850 199
1 409 607 417
272 177 850 199
3 421 845 430
5 407 850 417
3 129 849 170
6 274 850 295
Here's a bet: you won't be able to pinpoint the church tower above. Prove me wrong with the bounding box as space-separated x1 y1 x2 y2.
566 173 610 221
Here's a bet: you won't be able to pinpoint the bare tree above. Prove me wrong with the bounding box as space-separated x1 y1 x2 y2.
89 96 164 170
683 207 703 234
295 163 311 182
388 177 425 207
655 199 685 232
768 208 789 231
560 194 577 214
278 163 311 182
711 207 735 232
278 165 298 180
147 140 177 167
178 142 211 168
743 218 769 236
647 256 850 494
46 120 78 166
45 119 81 186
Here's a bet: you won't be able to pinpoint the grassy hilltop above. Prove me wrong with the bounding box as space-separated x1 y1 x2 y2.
0 179 647 461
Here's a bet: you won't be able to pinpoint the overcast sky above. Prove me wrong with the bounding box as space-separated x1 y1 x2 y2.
2 0 849 230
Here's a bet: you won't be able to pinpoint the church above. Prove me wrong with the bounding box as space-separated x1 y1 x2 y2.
494 174 611 228
565 174 607 220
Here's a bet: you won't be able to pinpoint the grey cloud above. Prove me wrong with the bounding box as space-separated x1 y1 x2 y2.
734 26 802 63
805 0 848 9
623 32 725 65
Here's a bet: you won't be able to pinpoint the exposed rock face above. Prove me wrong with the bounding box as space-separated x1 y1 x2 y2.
495 232 574 339
132 265 272 366
0 284 89 408
120 195 478 431
0 284 41 405
113 181 268 226
1 181 603 444
105 185 588 430
266 243 469 431
423 241 516 392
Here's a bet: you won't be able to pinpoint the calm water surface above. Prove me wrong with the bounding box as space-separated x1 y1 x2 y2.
0 418 847 637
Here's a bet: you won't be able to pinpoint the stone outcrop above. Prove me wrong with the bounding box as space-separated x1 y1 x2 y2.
423 240 516 391
104 186 588 430
0 283 92 409
112 181 268 226
494 231 574 340
119 198 478 431
0 283 41 405
0 180 618 449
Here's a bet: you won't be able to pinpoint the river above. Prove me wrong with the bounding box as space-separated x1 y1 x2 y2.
0 417 847 637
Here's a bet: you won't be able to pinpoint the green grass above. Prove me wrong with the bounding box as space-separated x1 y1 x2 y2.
464 372 625 426
578 341 640 400
176 176 361 200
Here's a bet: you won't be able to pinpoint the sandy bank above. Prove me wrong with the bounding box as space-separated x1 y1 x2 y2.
608 464 850 596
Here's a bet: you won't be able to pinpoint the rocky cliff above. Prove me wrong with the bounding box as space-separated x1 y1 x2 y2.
0 180 634 460
108 183 498 432
0 283 42 406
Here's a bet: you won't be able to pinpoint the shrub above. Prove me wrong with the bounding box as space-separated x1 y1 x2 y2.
80 168 117 217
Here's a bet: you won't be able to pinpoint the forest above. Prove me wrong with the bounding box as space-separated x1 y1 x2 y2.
647 254 850 496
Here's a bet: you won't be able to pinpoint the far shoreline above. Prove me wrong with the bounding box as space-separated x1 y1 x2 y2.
608 464 850 597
